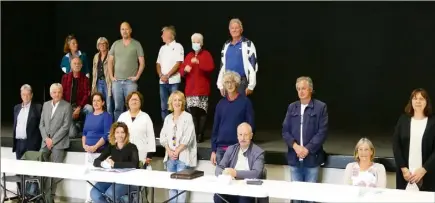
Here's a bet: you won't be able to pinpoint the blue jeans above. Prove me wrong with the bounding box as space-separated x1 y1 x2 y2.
290 163 320 203
112 79 138 121
90 182 129 203
159 83 179 121
166 159 189 203
97 79 113 116
215 147 227 166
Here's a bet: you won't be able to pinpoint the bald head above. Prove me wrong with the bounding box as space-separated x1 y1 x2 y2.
237 122 253 149
120 22 132 39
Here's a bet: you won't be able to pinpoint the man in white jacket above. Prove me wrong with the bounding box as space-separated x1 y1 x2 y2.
217 18 258 97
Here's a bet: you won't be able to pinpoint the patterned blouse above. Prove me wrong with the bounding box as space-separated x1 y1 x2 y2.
344 162 387 188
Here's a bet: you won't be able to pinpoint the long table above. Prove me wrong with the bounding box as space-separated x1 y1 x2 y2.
2 158 435 203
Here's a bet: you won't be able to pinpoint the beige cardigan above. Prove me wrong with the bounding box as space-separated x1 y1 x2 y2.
91 53 112 97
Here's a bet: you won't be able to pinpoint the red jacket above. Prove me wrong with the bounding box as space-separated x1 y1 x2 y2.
179 49 215 96
61 72 90 108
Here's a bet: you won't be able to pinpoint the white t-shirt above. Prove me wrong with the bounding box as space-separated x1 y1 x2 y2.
409 117 427 171
299 104 308 161
234 148 250 171
156 40 184 84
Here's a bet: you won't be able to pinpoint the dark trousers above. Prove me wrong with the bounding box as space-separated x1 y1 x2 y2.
188 107 207 141
214 194 255 203
15 139 28 192
15 139 28 160
237 76 248 96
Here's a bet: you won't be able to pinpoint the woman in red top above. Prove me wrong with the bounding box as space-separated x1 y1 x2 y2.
179 33 215 142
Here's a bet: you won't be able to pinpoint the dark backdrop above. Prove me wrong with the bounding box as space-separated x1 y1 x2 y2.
3 1 435 135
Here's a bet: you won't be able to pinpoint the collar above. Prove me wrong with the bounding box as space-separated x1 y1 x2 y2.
296 99 314 109
22 101 31 108
67 50 82 58
51 100 60 108
226 93 240 101
128 110 144 118
165 40 176 47
237 142 253 157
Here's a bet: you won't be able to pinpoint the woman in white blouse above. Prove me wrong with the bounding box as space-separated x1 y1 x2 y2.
118 91 156 165
160 91 197 203
344 138 387 188
393 88 435 192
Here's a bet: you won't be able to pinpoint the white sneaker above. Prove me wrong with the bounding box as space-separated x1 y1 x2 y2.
85 199 93 203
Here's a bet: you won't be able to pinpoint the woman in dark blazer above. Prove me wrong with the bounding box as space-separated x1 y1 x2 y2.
393 88 435 192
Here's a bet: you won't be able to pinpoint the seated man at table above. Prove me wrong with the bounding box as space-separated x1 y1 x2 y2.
214 122 265 203
90 122 139 203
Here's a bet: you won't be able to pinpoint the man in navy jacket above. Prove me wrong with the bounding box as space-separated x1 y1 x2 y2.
282 76 328 195
13 84 42 160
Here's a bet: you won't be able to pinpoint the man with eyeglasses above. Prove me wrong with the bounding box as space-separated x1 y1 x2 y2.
210 71 254 167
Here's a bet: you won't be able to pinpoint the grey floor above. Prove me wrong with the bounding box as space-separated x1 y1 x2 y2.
1 124 394 157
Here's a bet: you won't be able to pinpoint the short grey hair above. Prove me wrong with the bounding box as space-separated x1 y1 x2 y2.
50 83 63 93
229 18 243 30
191 33 204 45
295 76 314 90
222 71 241 87
96 37 109 50
20 84 33 94
162 25 176 39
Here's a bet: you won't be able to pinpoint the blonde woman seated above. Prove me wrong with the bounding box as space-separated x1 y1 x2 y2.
160 91 197 203
344 138 387 188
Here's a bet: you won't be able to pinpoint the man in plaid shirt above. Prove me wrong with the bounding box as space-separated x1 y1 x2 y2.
61 57 93 138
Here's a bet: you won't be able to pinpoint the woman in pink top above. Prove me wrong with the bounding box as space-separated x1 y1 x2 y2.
344 138 387 188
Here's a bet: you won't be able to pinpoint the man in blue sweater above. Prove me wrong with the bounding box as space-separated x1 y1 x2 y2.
211 71 255 166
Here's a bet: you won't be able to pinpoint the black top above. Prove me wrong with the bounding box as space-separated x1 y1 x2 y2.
97 53 107 80
392 114 435 192
94 142 139 169
70 78 78 106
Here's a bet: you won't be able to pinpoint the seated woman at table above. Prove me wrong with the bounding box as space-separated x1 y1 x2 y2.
343 138 387 188
90 122 139 203
160 91 197 203
214 122 265 203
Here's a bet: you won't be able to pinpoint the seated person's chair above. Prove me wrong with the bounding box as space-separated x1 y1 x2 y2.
214 143 266 203
1 151 47 203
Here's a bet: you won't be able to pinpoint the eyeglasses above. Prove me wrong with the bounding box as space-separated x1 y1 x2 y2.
172 125 177 147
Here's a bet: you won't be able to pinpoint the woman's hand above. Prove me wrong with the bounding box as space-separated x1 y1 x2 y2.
409 167 427 184
106 156 114 168
401 167 412 181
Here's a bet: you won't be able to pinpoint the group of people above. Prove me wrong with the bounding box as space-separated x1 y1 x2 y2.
11 17 435 203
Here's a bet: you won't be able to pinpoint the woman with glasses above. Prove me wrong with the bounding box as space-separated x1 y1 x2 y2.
91 37 113 115
60 34 90 77
160 91 197 203
118 91 156 167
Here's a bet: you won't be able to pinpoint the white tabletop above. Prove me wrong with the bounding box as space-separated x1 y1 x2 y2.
263 179 435 203
2 158 123 183
3 158 434 202
116 169 268 198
